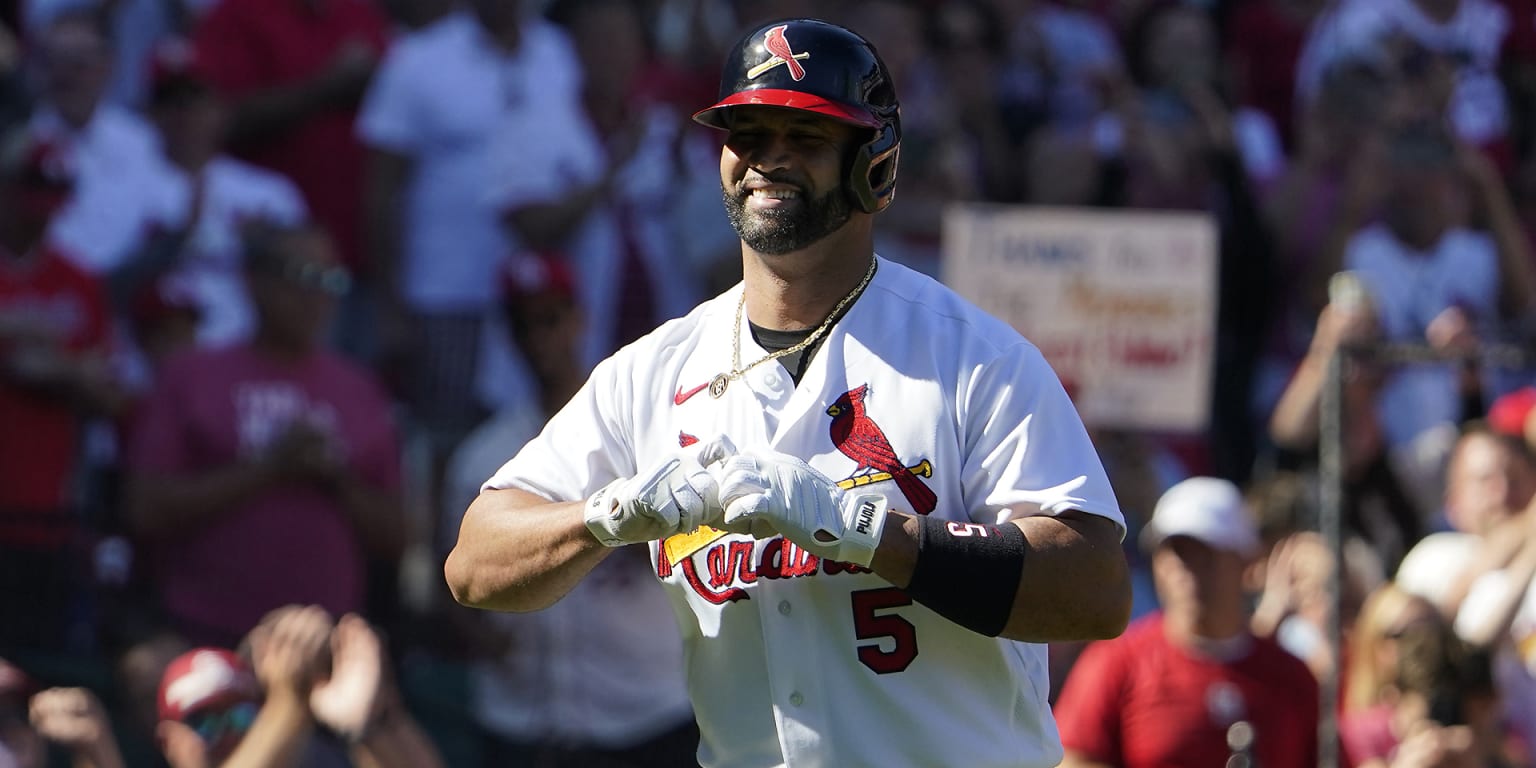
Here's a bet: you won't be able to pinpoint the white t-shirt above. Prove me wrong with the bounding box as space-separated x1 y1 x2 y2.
485 257 1125 768
1345 223 1501 449
32 105 189 274
356 11 581 311
446 406 694 747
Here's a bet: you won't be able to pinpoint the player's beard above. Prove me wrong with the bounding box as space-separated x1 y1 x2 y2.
724 181 852 255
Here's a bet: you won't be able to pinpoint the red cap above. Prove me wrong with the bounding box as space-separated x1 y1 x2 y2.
1489 386 1536 438
157 648 259 722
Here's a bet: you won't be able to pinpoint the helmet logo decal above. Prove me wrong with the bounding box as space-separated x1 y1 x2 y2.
748 25 809 81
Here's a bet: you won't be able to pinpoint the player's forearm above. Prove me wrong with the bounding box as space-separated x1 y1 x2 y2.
869 509 1130 642
444 487 614 611
999 511 1130 642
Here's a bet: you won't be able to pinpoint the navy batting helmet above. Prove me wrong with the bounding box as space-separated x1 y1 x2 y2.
693 18 901 214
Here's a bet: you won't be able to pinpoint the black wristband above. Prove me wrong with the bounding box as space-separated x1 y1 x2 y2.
903 517 1027 637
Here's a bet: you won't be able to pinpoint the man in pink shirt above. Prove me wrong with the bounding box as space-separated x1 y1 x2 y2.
125 222 404 647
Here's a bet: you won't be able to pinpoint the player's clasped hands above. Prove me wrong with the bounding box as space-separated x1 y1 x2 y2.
584 441 890 566
584 435 737 547
714 450 888 567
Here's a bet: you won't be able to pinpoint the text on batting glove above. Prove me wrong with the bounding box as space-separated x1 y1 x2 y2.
584 436 737 546
716 450 888 567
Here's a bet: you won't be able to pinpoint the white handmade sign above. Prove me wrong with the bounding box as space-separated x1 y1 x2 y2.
941 205 1217 432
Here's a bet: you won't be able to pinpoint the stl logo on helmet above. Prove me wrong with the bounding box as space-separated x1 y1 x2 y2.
748 25 809 81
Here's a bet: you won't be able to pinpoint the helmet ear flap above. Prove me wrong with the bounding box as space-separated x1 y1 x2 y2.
847 123 899 213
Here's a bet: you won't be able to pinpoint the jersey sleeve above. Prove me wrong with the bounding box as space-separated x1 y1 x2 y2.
960 340 1126 535
482 350 636 501
1052 636 1128 764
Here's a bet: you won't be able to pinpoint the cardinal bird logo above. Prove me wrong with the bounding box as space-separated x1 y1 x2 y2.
748 25 809 81
826 385 937 515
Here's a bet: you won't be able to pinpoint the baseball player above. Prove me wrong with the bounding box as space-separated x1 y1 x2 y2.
447 18 1131 768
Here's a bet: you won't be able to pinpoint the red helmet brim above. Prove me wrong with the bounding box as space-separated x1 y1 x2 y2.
692 88 881 130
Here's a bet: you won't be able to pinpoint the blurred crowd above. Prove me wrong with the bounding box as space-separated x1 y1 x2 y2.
2 0 1536 765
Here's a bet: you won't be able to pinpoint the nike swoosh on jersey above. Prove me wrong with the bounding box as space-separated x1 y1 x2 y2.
674 382 709 405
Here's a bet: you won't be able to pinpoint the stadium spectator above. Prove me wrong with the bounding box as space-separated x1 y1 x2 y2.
356 0 582 543
1345 584 1445 715
1259 60 1392 420
0 659 43 768
27 9 188 278
441 255 697 767
28 685 128 768
1396 425 1535 615
1338 120 1536 492
488 0 713 368
1341 618 1510 768
191 0 390 357
1295 0 1514 171
127 38 308 351
0 131 123 654
124 223 405 650
1433 474 1536 753
1055 476 1320 768
1269 286 1424 573
157 606 443 768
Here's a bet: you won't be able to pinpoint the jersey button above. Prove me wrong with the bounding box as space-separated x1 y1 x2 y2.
778 600 792 615
764 371 782 389
789 692 804 707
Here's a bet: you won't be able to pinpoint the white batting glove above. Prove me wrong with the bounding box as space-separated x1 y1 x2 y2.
716 450 889 566
585 437 736 546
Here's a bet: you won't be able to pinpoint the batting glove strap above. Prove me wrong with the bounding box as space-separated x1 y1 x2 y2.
584 477 632 547
830 491 888 567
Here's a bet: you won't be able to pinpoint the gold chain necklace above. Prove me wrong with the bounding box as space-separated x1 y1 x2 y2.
709 258 877 399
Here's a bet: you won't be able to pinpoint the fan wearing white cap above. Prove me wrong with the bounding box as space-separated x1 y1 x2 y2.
1055 477 1322 768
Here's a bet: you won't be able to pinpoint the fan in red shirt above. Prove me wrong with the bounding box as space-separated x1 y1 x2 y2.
1055 477 1321 768
0 131 122 651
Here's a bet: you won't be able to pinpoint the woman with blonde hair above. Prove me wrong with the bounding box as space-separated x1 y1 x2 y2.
1344 583 1442 714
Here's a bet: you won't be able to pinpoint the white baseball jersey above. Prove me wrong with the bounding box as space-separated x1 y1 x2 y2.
485 257 1125 768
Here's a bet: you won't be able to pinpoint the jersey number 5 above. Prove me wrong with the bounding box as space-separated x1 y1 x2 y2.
850 587 918 674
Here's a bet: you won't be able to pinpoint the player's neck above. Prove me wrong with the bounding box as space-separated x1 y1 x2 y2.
741 234 875 332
